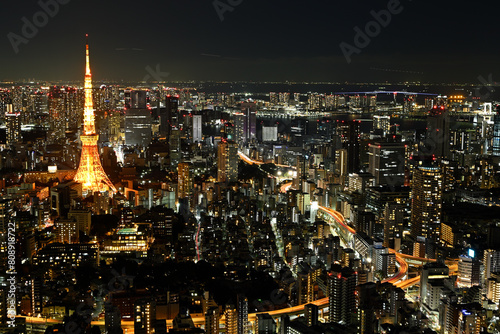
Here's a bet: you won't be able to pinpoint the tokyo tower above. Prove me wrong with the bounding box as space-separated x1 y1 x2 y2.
74 35 116 194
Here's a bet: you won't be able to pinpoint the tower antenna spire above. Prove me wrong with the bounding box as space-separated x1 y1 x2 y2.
74 34 117 195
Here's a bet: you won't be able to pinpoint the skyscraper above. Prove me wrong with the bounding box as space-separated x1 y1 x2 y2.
373 115 390 135
192 114 202 143
237 294 248 334
337 120 360 174
410 165 443 243
205 307 219 334
124 108 152 147
74 35 116 194
368 140 405 187
425 105 450 159
492 106 500 156
240 101 257 143
328 264 357 325
5 108 21 145
160 95 179 137
177 162 193 201
217 140 238 183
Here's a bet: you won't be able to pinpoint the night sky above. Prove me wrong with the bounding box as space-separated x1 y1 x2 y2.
1 0 499 83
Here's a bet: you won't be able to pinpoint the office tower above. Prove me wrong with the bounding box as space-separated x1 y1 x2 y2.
205 307 219 334
74 35 116 194
169 129 182 167
328 264 357 325
105 303 123 334
337 120 360 174
256 313 276 334
233 112 246 143
373 115 390 135
5 109 21 144
48 87 67 143
192 114 202 143
457 254 481 288
217 140 238 183
294 155 306 191
493 107 500 156
425 105 450 159
304 303 318 327
178 161 193 202
261 126 278 142
240 101 257 143
237 294 248 334
419 262 449 310
160 95 179 136
134 298 156 334
125 89 147 109
382 203 404 250
225 304 237 334
410 165 443 243
124 108 152 147
335 148 348 180
368 140 405 187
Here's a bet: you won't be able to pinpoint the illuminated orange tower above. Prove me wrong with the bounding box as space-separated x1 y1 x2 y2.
74 35 116 194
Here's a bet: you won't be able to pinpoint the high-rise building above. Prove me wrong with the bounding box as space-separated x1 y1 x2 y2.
160 95 179 136
493 107 500 156
304 303 318 327
237 294 248 334
256 313 276 334
125 89 147 109
73 35 116 194
457 254 481 288
5 109 21 145
192 114 202 143
419 261 449 310
410 165 443 243
328 264 357 325
373 115 390 135
425 105 450 159
368 140 405 187
337 120 360 174
382 203 404 250
261 126 278 142
225 304 237 334
177 162 193 201
134 298 156 334
217 140 238 183
205 307 219 334
125 108 152 147
240 101 257 143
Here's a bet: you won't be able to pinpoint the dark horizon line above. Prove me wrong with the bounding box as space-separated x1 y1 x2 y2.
0 79 495 87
